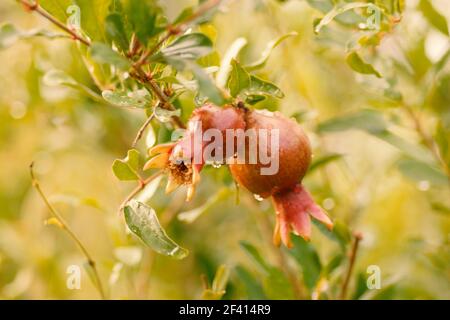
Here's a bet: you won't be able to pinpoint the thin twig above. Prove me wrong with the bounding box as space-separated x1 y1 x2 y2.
340 232 363 300
17 0 185 129
131 114 155 148
404 105 450 186
118 170 164 213
18 0 91 46
29 162 106 299
134 0 223 68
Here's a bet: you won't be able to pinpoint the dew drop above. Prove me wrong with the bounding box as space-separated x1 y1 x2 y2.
212 161 222 168
254 194 264 202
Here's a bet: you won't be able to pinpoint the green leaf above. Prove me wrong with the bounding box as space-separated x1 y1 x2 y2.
173 7 194 25
313 219 352 251
346 52 382 78
239 241 270 273
39 0 72 21
124 200 189 259
153 104 182 123
419 0 449 36
114 246 142 267
0 23 66 50
124 0 166 44
287 236 322 290
178 188 227 223
323 253 344 276
244 75 284 99
309 153 343 172
318 111 435 164
90 42 130 70
239 241 294 299
154 33 213 65
202 265 230 300
235 265 267 299
43 69 78 88
216 37 248 89
0 24 19 49
135 175 163 204
112 149 141 181
189 62 226 105
228 59 251 97
314 2 376 34
105 13 129 51
102 89 151 108
317 109 387 134
397 158 448 186
264 268 294 299
374 130 434 164
246 32 297 71
75 0 111 42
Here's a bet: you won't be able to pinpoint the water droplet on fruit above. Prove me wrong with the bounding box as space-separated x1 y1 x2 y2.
253 194 264 202
212 161 222 168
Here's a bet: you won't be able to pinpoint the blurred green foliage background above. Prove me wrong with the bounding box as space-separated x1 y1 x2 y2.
0 0 449 299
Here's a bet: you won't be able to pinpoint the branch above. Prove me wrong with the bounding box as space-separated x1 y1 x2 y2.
29 162 106 299
18 0 185 129
118 170 164 214
131 114 155 148
18 0 91 46
340 232 363 300
134 0 223 68
404 105 450 186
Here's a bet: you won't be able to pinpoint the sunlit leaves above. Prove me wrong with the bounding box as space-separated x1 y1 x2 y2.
105 13 129 51
112 149 141 181
228 59 250 98
75 0 110 42
154 104 181 122
246 32 297 71
397 158 448 186
235 265 267 299
153 33 213 67
43 69 78 87
90 42 130 70
346 52 382 78
418 0 449 36
113 246 142 266
189 62 226 105
314 219 352 251
202 265 230 300
240 241 294 299
124 0 166 44
124 200 189 259
309 153 343 172
102 88 151 108
0 23 65 50
317 109 386 134
178 188 227 223
286 236 322 290
314 2 377 34
227 59 284 102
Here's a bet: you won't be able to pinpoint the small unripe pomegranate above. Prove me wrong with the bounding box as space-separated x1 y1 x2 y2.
144 104 332 248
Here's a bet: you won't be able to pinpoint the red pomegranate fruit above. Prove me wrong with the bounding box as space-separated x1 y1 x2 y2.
144 104 333 248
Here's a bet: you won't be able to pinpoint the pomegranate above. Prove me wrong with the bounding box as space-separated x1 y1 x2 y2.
228 109 333 248
144 103 333 248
